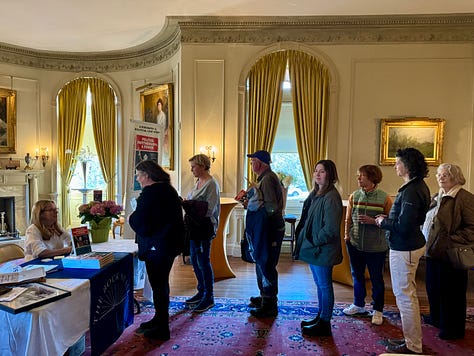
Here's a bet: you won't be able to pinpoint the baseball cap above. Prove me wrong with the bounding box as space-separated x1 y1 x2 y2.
247 150 271 165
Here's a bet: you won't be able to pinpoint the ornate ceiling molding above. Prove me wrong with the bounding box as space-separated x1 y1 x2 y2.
176 14 474 44
0 14 472 72
0 19 182 73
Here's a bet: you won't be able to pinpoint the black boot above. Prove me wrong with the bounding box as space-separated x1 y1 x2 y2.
140 316 159 330
143 323 170 341
249 297 278 318
300 314 320 328
302 319 332 336
248 296 262 308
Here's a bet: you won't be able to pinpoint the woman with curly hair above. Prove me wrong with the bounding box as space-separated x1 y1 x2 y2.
375 148 430 354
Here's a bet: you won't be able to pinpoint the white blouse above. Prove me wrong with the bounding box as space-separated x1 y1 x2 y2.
24 224 71 261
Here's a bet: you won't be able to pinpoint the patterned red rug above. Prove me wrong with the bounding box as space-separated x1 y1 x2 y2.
85 297 474 355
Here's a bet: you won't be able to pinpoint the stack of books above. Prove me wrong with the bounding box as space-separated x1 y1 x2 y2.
62 251 114 269
62 226 114 269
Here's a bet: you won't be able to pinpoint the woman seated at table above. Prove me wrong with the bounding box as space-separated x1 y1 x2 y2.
24 200 72 261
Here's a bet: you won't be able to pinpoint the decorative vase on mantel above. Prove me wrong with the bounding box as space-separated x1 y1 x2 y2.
89 217 112 243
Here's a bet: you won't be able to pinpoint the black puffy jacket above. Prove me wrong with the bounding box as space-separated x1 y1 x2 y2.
380 178 430 251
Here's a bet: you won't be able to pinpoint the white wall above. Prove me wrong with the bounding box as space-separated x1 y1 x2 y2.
0 40 473 251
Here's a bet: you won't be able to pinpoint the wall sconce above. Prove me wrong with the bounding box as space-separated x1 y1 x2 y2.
35 147 49 167
200 145 216 163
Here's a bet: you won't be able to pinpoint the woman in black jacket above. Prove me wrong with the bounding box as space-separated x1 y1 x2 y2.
129 160 184 341
375 148 430 354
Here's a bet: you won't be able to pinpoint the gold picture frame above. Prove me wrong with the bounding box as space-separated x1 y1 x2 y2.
379 118 445 166
140 83 174 170
0 88 16 154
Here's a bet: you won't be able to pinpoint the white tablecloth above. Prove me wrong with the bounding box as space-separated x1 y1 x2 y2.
0 278 90 356
92 238 146 289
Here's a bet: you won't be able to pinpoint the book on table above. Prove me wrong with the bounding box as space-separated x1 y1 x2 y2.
62 251 114 269
70 226 92 255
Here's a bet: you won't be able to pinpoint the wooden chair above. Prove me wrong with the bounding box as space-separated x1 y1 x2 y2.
0 243 25 264
283 214 297 259
112 216 125 238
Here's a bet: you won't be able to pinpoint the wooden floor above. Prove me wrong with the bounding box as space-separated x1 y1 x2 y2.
167 252 474 308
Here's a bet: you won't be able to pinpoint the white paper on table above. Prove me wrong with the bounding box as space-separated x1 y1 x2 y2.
0 286 28 302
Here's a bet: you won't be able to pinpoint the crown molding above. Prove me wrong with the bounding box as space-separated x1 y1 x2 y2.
176 14 474 44
0 14 472 73
0 18 182 73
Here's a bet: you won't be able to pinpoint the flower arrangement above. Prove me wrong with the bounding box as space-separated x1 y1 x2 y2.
276 171 293 188
78 200 123 224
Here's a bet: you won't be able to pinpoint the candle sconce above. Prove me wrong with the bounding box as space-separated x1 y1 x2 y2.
35 147 49 167
200 145 216 163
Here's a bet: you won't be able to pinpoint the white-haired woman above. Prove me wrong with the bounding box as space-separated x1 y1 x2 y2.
422 163 474 340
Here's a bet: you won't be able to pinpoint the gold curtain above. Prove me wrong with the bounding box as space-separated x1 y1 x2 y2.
89 78 116 201
58 78 89 227
246 51 287 183
288 50 330 190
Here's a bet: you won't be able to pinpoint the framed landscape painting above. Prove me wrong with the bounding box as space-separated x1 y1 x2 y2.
0 88 16 153
140 83 174 170
379 118 445 166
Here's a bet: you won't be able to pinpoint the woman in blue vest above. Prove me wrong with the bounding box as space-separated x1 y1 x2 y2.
343 165 392 325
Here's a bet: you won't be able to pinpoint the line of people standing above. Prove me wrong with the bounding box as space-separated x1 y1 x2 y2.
128 147 474 353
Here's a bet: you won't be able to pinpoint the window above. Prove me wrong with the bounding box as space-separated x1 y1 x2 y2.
271 71 308 201
69 89 107 226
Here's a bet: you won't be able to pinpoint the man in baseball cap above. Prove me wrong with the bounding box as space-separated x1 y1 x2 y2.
247 150 271 165
244 149 285 318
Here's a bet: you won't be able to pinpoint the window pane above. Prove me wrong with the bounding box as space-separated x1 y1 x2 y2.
69 88 107 226
271 153 308 200
271 99 308 201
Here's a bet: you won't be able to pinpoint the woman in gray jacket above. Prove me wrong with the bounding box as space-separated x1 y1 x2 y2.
294 159 343 337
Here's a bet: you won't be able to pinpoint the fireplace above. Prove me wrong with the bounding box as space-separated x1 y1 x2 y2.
0 196 16 236
0 170 42 237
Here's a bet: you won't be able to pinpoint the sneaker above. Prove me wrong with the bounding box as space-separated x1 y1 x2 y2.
185 293 203 305
385 338 405 346
371 310 383 325
342 304 366 315
385 342 421 354
192 299 215 313
248 296 262 308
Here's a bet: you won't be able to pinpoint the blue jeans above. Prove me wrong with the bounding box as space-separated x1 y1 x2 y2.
309 264 334 321
190 239 214 300
346 241 386 312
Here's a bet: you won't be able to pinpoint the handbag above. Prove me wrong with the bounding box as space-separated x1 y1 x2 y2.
446 244 474 270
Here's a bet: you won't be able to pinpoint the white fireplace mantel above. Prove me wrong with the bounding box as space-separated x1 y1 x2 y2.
0 169 44 234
